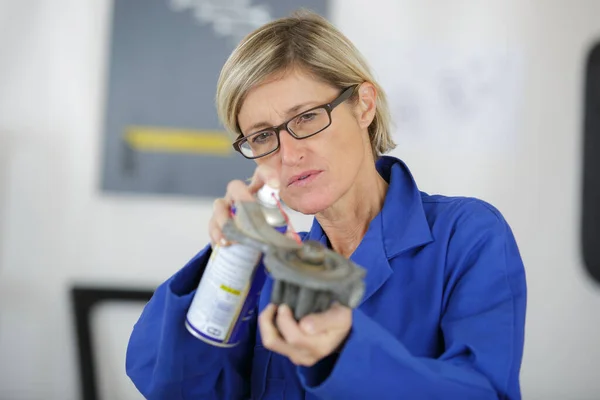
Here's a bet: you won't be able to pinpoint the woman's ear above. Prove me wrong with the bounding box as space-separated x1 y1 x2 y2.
355 82 377 129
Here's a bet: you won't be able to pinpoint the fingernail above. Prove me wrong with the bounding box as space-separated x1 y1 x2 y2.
219 237 228 246
267 178 280 189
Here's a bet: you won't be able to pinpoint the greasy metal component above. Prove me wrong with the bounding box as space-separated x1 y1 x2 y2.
265 241 366 320
222 201 366 320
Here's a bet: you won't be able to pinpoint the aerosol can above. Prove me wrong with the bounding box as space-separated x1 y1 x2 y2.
185 184 286 347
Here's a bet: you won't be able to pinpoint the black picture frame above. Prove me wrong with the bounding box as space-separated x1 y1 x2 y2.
70 286 154 400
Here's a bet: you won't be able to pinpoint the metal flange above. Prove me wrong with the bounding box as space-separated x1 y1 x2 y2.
222 201 366 320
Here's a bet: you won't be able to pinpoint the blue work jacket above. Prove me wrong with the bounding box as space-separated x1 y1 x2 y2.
126 156 527 399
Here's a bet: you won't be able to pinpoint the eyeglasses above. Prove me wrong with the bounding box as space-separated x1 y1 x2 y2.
232 85 357 159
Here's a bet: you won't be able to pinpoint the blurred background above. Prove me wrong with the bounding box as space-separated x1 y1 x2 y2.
1 0 599 399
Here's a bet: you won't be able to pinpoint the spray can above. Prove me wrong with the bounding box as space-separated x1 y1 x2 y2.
185 184 286 347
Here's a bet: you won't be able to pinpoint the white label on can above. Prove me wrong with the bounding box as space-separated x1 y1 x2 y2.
186 244 262 341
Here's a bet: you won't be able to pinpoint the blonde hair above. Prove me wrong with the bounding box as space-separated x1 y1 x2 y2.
216 9 396 158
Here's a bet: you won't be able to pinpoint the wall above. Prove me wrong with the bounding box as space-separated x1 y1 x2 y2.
0 0 599 399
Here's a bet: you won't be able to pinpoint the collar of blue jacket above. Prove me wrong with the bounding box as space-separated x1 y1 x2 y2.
304 155 435 306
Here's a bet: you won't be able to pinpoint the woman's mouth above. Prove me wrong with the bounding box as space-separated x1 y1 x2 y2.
288 170 322 187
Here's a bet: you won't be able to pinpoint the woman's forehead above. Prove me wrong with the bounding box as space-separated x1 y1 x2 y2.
246 71 334 107
238 71 337 129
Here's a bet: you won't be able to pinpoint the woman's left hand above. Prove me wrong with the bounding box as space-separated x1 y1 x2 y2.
258 302 352 367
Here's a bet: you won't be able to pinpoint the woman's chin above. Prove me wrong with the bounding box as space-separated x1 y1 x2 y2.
285 196 331 216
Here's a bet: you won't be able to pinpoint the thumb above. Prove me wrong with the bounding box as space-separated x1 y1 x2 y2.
299 303 349 335
247 164 280 193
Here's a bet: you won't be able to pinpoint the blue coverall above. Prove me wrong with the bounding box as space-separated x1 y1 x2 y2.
126 156 527 399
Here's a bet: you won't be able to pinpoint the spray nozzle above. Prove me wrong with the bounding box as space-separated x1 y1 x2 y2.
256 183 280 207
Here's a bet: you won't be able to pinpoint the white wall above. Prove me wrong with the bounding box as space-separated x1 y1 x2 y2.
0 1 599 399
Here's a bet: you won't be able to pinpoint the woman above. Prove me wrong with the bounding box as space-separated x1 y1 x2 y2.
126 10 526 400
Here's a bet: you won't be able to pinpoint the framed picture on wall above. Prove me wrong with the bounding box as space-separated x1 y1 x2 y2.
100 0 329 198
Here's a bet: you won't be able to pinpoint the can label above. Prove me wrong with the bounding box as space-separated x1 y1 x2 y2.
185 243 262 346
185 223 287 346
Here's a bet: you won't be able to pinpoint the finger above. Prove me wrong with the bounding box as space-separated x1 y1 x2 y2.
275 305 319 365
288 352 319 367
208 219 229 247
258 304 293 355
299 303 351 335
276 304 308 348
277 305 333 366
212 198 233 228
209 198 232 246
224 180 255 204
247 164 280 192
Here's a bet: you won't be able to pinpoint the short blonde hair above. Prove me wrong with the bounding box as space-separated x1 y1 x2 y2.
216 9 396 158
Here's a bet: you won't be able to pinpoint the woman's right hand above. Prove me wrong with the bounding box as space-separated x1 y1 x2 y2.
208 164 280 247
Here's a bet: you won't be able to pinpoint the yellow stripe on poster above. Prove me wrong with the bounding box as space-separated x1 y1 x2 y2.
220 284 241 296
124 126 233 156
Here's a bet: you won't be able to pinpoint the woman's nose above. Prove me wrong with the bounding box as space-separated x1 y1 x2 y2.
278 129 304 164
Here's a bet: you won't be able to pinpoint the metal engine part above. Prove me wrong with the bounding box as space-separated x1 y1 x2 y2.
222 201 366 320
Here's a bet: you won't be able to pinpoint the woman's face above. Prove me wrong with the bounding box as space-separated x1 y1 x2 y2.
237 69 376 215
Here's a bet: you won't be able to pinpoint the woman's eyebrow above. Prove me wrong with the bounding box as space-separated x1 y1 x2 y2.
244 101 317 133
285 101 315 116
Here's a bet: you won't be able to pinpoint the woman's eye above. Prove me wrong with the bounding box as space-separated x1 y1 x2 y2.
299 112 316 122
252 132 273 143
